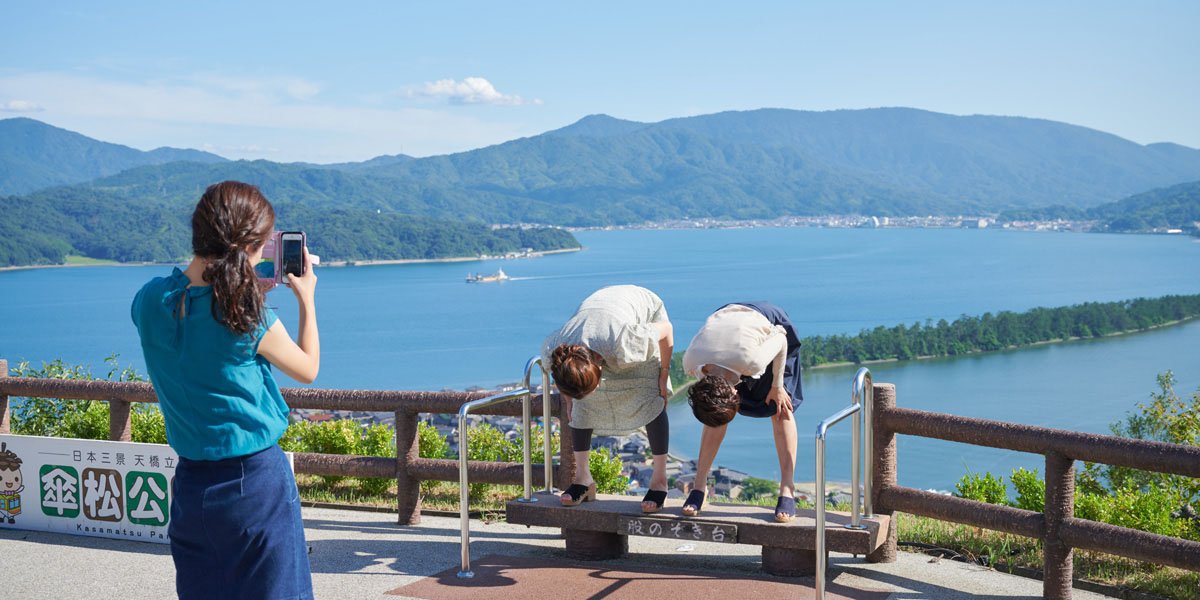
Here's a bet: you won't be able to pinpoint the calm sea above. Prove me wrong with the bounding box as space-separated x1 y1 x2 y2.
2 227 1198 491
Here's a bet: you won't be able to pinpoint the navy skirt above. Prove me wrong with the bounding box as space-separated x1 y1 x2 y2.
723 301 804 418
170 444 313 600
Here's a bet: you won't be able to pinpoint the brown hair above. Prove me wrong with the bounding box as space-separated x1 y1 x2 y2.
192 181 276 335
550 344 602 399
0 442 21 471
688 375 740 427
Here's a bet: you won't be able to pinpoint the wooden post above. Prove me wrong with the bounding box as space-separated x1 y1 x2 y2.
109 399 132 442
1044 450 1075 599
395 410 421 525
0 359 9 434
867 383 897 563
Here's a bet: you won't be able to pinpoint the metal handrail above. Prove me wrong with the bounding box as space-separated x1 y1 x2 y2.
458 355 556 579
855 368 874 518
522 355 555 496
457 387 532 578
814 367 872 599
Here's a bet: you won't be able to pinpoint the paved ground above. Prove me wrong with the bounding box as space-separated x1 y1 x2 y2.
1 505 1113 599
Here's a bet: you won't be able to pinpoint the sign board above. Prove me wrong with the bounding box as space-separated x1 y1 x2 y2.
618 515 738 544
0 434 292 545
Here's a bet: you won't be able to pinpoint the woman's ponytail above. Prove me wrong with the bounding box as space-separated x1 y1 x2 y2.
192 181 275 336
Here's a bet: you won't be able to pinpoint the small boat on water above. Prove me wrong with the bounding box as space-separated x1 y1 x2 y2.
466 268 509 283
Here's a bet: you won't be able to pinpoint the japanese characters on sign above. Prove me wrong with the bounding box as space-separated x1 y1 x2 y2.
2 434 176 544
618 515 738 544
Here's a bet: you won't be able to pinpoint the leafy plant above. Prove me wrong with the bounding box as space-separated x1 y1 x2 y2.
1010 468 1046 512
9 355 152 439
954 465 1007 505
589 446 629 494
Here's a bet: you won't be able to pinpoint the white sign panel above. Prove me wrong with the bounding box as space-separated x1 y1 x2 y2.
0 434 292 545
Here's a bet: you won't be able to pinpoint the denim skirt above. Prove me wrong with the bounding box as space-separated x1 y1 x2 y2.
170 444 313 600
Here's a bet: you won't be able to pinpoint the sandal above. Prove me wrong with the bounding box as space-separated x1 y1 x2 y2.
681 489 705 516
641 489 668 514
775 495 796 523
560 482 596 507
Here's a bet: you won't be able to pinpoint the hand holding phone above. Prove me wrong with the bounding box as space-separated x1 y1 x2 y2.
255 231 319 290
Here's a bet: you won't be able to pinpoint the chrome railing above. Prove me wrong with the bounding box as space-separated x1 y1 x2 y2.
814 367 873 598
457 355 556 578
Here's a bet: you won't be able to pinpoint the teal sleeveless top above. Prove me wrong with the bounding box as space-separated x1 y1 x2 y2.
131 268 289 461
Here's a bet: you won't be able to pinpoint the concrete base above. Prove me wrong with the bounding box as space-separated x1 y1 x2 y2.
762 545 823 577
564 528 628 560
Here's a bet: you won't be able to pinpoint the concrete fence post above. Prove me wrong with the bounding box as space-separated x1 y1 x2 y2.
109 399 132 442
395 409 421 525
1044 450 1075 599
867 383 897 563
0 359 9 434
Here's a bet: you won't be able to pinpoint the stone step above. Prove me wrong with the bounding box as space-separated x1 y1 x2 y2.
507 493 890 576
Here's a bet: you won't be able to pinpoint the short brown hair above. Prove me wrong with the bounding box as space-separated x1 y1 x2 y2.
550 344 602 399
688 375 740 427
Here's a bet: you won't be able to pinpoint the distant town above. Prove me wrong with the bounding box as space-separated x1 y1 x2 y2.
556 214 1194 235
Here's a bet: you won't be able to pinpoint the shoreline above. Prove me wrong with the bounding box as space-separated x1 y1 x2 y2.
806 316 1199 371
0 246 584 273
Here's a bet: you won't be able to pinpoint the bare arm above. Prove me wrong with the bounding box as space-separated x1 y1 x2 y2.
656 321 674 402
257 247 320 383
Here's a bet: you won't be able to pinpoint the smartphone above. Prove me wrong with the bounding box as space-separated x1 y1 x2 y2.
279 231 306 279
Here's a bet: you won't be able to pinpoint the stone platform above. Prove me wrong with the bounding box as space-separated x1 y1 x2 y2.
506 493 891 577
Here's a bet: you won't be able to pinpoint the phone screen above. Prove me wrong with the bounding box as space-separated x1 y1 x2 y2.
280 234 304 278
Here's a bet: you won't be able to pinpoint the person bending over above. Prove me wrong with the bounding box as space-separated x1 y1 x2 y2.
680 301 803 523
132 181 319 599
542 285 674 513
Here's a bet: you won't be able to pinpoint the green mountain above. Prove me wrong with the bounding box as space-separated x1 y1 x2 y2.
0 117 227 195
999 180 1200 233
0 187 579 267
359 108 1200 214
5 108 1200 267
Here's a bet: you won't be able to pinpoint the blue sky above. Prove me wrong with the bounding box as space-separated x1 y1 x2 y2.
2 1 1198 163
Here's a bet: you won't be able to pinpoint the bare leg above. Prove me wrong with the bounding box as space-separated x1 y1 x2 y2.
771 413 798 518
685 423 727 513
560 450 594 505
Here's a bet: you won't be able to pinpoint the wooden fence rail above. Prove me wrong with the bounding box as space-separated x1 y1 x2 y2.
0 358 576 525
869 383 1200 599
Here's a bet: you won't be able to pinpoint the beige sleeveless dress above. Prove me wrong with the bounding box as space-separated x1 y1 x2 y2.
540 285 670 435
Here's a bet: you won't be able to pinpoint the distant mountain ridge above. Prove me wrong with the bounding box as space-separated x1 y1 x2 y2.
0 117 226 195
5 108 1200 267
999 179 1200 233
5 109 1200 221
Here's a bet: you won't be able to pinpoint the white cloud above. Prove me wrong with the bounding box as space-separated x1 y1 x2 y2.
408 77 542 106
0 71 534 162
1 99 45 112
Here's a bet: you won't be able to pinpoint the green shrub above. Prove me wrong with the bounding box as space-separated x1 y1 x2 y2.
418 420 449 460
10 355 159 441
131 404 168 444
1010 468 1046 512
589 446 629 494
955 466 1007 505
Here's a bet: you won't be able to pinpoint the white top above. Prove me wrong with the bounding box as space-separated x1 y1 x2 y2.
541 285 669 434
682 304 787 388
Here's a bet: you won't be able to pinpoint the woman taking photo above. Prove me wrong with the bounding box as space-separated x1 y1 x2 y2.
131 181 319 599
542 285 674 513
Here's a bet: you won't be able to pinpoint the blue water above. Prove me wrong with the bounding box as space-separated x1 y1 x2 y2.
2 228 1198 490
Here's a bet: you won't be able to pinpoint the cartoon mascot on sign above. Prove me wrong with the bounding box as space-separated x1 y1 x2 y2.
0 442 23 523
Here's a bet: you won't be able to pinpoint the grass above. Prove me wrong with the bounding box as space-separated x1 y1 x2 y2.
295 478 1198 599
895 512 1200 600
64 254 119 265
